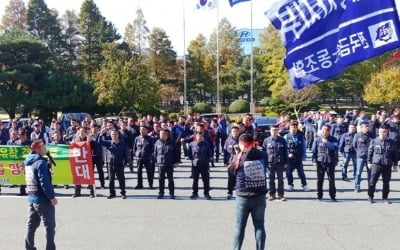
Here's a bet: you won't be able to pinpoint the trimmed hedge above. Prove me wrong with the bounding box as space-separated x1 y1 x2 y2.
191 103 212 113
228 99 250 113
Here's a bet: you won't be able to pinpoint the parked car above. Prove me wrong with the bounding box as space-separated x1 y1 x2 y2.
254 116 278 144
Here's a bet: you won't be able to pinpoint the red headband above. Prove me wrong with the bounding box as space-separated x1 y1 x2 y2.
31 141 44 151
241 141 255 148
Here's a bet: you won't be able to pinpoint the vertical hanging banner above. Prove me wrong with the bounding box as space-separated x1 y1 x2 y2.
0 142 94 185
265 0 400 90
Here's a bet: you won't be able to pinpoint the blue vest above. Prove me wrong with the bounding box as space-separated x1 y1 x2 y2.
235 148 267 196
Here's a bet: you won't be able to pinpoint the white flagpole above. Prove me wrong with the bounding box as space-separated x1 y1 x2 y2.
216 0 221 113
250 0 255 114
183 0 188 115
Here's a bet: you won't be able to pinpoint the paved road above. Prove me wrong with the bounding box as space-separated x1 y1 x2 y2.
1 153 400 250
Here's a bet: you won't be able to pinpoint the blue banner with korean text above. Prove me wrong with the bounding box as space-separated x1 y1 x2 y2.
229 0 250 7
266 0 400 90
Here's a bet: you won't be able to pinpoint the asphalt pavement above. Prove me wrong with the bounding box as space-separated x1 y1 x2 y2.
1 151 400 250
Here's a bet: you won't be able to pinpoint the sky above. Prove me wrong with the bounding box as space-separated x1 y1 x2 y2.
0 0 279 56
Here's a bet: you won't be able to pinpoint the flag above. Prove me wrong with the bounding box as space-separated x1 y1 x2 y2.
228 0 250 7
383 51 400 66
196 0 218 10
266 0 400 90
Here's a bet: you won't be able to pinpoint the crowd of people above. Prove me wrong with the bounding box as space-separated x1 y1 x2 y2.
1 108 400 204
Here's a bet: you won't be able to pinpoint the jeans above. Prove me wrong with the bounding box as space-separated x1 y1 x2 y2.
286 159 307 187
268 163 285 195
354 158 371 189
25 202 56 250
341 152 356 179
233 194 266 250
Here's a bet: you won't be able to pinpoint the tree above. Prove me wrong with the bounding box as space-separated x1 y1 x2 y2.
147 27 177 84
187 34 211 103
280 84 320 121
124 8 149 58
60 9 79 73
77 0 120 81
363 66 400 111
32 73 95 119
27 0 71 71
94 42 160 110
0 0 27 31
255 25 290 98
206 17 243 104
0 29 50 118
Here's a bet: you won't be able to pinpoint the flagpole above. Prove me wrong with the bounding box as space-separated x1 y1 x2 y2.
250 0 255 114
216 0 221 114
182 0 188 116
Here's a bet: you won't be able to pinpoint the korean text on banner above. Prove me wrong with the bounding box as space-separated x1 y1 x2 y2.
266 0 400 90
0 142 94 185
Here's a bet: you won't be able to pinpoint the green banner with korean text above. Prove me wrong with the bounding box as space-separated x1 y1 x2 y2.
0 142 95 185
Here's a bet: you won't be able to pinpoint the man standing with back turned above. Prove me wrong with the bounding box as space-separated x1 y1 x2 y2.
24 140 57 250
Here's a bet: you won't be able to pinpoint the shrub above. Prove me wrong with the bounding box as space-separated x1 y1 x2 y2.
168 113 179 121
228 99 250 113
191 103 212 113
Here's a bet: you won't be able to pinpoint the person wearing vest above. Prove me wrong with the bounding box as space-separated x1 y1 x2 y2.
233 133 267 250
330 114 348 141
338 122 357 181
353 121 372 192
284 121 309 192
367 125 398 204
133 125 155 189
153 129 179 199
188 132 213 200
100 128 129 199
311 124 339 202
223 124 240 199
24 140 57 250
262 124 288 201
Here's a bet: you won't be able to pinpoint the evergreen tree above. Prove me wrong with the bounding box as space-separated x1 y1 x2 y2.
147 27 177 84
77 0 120 81
0 29 50 118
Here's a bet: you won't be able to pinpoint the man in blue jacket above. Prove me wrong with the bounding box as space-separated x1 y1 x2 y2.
100 129 129 199
24 140 58 250
153 129 179 199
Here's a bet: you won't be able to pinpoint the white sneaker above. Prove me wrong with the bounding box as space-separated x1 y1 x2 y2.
287 185 294 192
302 185 310 192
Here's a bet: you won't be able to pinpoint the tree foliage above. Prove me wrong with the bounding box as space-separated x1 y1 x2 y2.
0 29 49 118
280 84 320 121
0 0 27 31
94 42 160 110
363 66 400 110
124 8 149 58
147 27 177 84
206 17 243 104
187 34 210 103
77 0 120 81
256 25 289 98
